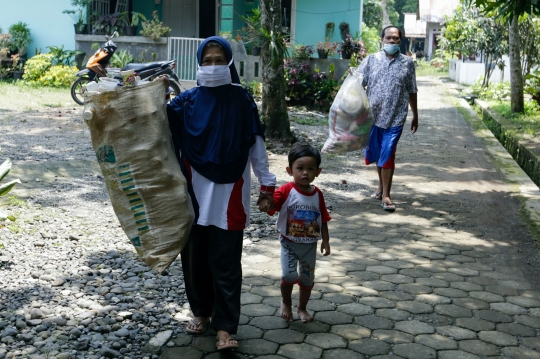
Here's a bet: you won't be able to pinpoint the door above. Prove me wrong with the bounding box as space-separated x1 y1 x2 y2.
163 0 198 38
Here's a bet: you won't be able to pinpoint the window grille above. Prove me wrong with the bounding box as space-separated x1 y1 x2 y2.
91 0 110 16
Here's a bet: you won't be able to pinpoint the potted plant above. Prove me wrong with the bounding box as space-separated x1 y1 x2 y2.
316 39 337 59
11 54 24 80
0 33 12 58
140 11 172 41
339 33 366 60
325 22 335 40
93 12 123 36
7 22 32 59
339 22 350 41
63 0 91 34
121 11 147 36
238 7 263 55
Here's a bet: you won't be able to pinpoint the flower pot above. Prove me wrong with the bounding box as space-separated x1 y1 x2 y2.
12 70 23 80
317 49 328 59
125 25 138 36
251 46 261 56
74 24 88 34
341 50 352 60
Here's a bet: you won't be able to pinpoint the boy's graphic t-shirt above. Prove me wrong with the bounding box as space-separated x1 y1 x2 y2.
269 182 331 244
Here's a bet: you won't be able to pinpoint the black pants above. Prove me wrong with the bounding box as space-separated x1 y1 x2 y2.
181 224 243 334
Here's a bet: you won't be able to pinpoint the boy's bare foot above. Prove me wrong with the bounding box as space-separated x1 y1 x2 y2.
297 308 313 323
281 300 293 322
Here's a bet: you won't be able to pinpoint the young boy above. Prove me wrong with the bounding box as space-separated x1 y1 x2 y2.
267 143 331 322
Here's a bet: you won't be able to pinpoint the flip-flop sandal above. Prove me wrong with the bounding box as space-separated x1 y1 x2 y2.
370 191 383 200
216 336 239 350
381 201 396 212
185 318 210 334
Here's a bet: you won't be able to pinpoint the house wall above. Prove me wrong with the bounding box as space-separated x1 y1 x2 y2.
294 0 360 50
0 0 75 58
424 22 441 60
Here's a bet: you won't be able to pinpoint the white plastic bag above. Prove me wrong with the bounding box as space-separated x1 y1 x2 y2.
322 69 374 153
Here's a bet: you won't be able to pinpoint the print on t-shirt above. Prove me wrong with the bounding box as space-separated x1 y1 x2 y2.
286 208 321 239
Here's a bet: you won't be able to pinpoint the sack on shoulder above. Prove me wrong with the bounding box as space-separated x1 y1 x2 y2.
84 79 193 273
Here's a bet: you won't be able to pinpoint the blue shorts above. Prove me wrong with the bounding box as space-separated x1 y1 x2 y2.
364 125 404 169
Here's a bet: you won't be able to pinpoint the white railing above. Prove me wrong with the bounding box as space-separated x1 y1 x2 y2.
168 37 205 81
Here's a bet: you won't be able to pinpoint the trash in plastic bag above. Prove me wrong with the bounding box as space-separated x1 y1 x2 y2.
83 79 194 273
322 68 374 153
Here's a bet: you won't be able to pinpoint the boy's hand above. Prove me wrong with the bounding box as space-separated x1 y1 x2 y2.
320 240 330 256
257 193 273 212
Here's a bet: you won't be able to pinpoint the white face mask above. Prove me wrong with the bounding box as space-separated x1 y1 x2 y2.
196 58 233 87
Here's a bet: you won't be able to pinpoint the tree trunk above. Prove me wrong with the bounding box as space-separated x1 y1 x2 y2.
260 0 293 141
381 0 391 27
509 13 524 113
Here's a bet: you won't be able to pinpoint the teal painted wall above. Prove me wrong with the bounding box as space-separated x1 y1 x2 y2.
0 0 75 57
233 0 260 36
132 0 162 21
295 0 360 48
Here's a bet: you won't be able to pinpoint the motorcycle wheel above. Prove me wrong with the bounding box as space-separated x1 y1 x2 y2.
168 80 181 103
71 77 92 106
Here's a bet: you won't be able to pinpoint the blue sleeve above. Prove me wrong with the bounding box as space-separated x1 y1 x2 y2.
166 90 190 137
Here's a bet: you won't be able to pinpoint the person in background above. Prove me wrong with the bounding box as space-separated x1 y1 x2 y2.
166 36 275 351
357 25 418 212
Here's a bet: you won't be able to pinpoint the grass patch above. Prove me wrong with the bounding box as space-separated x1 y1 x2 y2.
485 100 540 136
8 196 27 208
415 60 447 77
0 82 73 111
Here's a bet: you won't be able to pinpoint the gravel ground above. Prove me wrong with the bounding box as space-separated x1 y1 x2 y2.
0 104 381 359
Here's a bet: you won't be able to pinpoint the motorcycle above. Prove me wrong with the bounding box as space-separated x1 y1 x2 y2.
70 31 183 105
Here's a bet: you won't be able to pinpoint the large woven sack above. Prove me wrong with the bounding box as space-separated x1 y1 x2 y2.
83 79 193 273
322 69 374 153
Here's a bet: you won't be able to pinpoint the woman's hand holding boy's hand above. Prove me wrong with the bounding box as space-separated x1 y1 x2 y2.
320 239 331 256
257 193 274 212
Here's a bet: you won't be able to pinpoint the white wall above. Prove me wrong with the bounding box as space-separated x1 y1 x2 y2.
450 56 511 85
0 0 75 57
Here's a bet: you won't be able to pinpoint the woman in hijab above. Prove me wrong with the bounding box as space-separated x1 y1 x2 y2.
167 36 276 350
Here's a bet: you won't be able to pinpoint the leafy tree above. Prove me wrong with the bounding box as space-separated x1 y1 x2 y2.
440 4 508 87
394 0 418 28
464 0 540 113
439 6 481 59
364 0 399 30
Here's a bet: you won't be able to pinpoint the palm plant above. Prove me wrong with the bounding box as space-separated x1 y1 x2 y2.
0 159 20 196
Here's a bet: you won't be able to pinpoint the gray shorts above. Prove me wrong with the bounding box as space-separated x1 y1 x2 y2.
280 236 317 288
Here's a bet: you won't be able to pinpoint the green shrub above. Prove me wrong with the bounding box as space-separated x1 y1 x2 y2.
241 80 262 98
38 65 79 87
23 54 77 87
524 69 540 106
471 78 510 102
23 53 54 82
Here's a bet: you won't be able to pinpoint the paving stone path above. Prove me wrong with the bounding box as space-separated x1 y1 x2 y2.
164 76 540 359
0 76 539 359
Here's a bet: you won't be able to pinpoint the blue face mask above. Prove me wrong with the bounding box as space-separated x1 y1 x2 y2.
383 44 400 55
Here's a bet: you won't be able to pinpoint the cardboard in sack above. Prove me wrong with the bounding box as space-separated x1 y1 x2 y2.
322 69 374 153
83 79 193 273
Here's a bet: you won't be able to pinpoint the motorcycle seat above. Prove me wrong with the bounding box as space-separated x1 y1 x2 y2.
124 61 169 71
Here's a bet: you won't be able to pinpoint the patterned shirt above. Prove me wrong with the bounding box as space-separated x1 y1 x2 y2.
357 51 417 129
